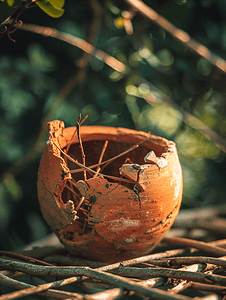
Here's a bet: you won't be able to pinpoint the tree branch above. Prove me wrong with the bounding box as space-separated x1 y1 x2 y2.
125 0 226 73
17 22 125 72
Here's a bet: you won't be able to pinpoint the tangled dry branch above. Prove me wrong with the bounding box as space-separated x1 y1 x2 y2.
0 205 226 300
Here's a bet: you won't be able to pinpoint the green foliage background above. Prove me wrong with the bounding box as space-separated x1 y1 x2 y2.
0 0 226 253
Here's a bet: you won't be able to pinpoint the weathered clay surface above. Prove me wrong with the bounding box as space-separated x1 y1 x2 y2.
37 121 77 231
37 120 183 263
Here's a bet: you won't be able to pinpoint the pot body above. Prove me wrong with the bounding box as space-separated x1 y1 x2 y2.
37 120 183 263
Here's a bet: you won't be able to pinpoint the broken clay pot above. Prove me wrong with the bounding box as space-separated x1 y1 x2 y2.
37 120 183 263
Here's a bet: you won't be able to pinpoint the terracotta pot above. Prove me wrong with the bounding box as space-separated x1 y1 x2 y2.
37 120 183 263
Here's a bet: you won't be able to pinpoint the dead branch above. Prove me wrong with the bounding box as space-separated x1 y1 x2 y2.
0 260 192 300
16 22 125 73
125 0 226 74
162 237 226 257
0 273 83 300
168 281 192 295
1 258 226 286
144 256 226 268
0 251 54 266
190 282 226 295
1 221 226 299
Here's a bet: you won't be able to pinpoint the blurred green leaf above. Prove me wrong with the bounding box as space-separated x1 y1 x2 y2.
36 0 64 18
7 0 14 6
3 173 23 201
49 0 64 9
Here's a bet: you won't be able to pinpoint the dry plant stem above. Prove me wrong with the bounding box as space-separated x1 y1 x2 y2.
0 249 190 277
94 140 108 177
165 265 206 295
2 238 225 299
75 196 85 212
81 287 124 300
0 261 192 300
145 257 226 268
191 296 221 300
190 282 226 295
122 9 136 35
70 144 139 174
0 273 84 300
0 273 124 300
77 115 87 181
65 183 80 200
17 23 125 72
162 237 226 257
168 282 192 295
207 239 226 247
109 267 226 284
54 142 101 177
0 0 32 42
44 254 225 297
2 258 226 286
55 141 136 183
0 273 82 300
125 0 226 73
0 251 53 267
66 115 88 154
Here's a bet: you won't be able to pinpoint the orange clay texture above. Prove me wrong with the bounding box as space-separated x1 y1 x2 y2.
37 120 183 263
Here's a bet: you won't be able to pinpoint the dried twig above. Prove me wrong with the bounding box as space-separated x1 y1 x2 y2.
0 260 192 300
93 140 108 177
3 257 226 299
1 222 226 299
0 272 81 300
162 237 226 257
70 143 139 174
76 114 87 180
55 141 137 183
0 273 83 300
0 251 53 267
125 0 226 73
190 282 226 295
144 256 226 269
168 282 192 295
122 0 226 153
16 23 125 72
66 115 88 154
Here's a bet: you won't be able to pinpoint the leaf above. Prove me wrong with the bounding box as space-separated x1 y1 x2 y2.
49 0 64 10
7 0 15 7
36 1 64 18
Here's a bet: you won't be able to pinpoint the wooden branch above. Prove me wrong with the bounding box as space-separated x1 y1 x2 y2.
190 282 226 295
0 251 54 266
168 282 192 295
0 259 192 300
162 237 226 257
0 273 83 300
125 0 226 73
144 256 226 269
1 225 226 299
16 22 125 72
1 258 226 286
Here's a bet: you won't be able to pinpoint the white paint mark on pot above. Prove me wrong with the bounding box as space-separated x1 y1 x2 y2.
109 218 140 231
